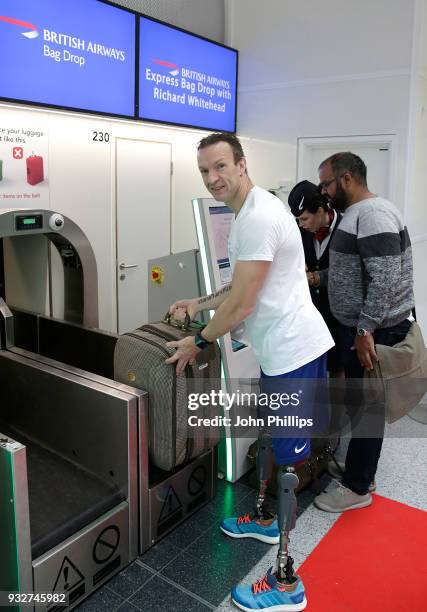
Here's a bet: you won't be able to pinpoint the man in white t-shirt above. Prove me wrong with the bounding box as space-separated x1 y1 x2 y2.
166 133 333 612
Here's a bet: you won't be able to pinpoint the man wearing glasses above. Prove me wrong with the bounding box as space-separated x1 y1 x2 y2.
314 152 415 512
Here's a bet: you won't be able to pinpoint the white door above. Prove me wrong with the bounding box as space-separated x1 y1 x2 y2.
298 136 394 199
116 139 171 333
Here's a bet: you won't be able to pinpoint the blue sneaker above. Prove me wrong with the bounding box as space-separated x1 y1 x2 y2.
220 512 279 544
231 567 307 611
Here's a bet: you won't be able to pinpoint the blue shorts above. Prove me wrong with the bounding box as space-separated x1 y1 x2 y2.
260 353 328 466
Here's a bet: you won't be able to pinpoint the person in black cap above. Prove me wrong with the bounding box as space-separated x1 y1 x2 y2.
288 180 343 377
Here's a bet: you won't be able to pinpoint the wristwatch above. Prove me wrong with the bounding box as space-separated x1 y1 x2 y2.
357 328 369 337
194 332 213 350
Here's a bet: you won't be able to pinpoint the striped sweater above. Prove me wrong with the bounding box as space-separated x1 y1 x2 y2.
328 197 414 331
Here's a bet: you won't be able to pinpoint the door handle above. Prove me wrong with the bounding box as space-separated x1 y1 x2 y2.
119 262 139 270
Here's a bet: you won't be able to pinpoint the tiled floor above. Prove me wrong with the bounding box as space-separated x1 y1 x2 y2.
75 414 427 611
74 471 331 611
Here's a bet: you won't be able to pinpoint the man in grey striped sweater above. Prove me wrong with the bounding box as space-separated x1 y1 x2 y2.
313 152 415 512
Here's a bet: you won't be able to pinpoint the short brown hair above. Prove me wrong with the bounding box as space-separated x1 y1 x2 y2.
197 132 245 165
319 152 367 186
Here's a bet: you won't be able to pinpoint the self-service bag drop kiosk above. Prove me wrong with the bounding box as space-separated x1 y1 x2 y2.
193 198 260 482
0 208 217 611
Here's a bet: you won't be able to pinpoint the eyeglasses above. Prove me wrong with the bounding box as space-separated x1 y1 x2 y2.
319 172 349 190
318 178 336 190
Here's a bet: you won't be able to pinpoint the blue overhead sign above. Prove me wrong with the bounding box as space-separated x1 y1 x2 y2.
0 0 135 117
138 16 238 132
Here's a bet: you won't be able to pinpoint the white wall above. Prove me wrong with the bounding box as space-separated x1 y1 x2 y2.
228 0 414 211
407 75 427 235
0 103 292 331
412 240 427 329
420 0 427 76
406 0 427 333
229 0 413 82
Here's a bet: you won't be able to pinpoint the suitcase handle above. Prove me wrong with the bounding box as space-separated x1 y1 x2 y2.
163 312 205 332
164 311 191 331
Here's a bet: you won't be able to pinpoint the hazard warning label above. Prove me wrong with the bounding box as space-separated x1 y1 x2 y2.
52 556 84 593
158 485 182 528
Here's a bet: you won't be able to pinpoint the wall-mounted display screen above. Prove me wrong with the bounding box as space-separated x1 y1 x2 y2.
0 0 135 117
138 16 238 132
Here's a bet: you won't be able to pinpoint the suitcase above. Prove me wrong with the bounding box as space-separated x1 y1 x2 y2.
26 154 44 185
114 315 221 471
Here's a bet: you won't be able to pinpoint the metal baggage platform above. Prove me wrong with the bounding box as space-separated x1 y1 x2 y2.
0 346 140 611
0 209 217 611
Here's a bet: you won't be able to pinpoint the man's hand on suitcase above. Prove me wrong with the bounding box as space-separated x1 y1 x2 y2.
169 298 199 321
165 336 200 375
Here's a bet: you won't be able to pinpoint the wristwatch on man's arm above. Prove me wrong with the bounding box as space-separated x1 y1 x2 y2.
356 328 370 337
194 331 213 350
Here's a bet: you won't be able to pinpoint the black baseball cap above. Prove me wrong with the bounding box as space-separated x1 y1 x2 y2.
288 180 322 217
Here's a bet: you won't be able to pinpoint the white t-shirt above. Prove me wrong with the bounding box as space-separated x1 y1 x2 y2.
228 186 334 375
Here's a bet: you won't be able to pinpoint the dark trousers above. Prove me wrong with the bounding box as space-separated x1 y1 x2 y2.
337 319 411 494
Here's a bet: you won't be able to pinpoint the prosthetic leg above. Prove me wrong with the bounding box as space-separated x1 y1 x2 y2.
256 432 300 583
276 467 299 583
230 433 307 610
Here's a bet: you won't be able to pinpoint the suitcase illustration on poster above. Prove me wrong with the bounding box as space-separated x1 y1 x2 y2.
26 154 44 185
114 316 221 471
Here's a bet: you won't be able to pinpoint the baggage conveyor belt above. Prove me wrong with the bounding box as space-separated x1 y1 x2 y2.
0 423 125 560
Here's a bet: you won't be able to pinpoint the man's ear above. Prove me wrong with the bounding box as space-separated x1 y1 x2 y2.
341 171 352 187
238 157 247 175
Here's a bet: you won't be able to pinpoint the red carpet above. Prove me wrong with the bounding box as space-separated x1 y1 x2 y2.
298 495 427 611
